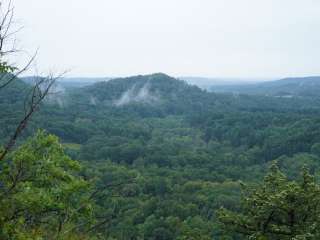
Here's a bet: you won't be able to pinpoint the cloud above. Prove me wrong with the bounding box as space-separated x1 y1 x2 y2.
45 82 67 108
114 82 159 106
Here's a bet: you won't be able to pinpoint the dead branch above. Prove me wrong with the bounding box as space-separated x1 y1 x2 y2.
0 74 59 161
0 52 36 89
0 0 35 89
0 1 68 160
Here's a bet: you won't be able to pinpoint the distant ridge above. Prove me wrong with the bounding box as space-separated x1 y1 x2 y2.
21 76 112 89
22 74 320 98
180 76 271 89
210 76 320 97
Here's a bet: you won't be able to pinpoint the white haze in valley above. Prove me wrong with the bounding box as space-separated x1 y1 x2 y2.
114 83 159 106
44 81 160 107
90 96 97 105
45 83 67 108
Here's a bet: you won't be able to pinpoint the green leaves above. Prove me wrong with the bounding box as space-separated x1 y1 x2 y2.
0 61 17 74
0 131 93 239
218 163 320 240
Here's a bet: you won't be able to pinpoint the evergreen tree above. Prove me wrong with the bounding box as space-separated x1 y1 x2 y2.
218 163 320 240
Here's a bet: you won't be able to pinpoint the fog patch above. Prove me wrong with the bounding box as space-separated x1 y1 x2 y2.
90 96 97 105
45 82 67 108
114 83 159 106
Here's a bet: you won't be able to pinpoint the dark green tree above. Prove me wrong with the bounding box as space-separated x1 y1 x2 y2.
218 163 320 240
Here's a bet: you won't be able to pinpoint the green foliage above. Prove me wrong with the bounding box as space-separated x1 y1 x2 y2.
0 61 17 74
3 73 320 239
0 131 94 239
218 163 320 239
311 143 320 157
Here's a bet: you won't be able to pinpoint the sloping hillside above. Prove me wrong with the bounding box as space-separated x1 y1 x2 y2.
211 76 320 97
68 73 222 117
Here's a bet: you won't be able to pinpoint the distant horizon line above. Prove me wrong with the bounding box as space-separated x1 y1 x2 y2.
21 73 320 82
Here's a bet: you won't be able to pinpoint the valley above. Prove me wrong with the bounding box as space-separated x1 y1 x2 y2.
2 73 320 239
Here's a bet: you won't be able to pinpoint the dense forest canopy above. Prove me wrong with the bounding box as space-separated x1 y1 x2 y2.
1 0 320 238
2 71 320 239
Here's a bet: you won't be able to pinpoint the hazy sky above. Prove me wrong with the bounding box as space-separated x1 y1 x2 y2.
13 0 320 78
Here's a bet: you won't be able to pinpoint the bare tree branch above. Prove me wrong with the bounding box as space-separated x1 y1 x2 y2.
0 1 67 160
0 75 59 161
0 0 35 90
0 52 36 89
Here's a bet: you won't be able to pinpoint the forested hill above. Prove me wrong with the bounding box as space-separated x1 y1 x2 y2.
211 76 320 97
75 73 205 104
63 73 320 117
3 73 320 239
67 73 223 117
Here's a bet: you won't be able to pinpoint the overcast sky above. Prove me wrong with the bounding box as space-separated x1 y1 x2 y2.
13 0 320 78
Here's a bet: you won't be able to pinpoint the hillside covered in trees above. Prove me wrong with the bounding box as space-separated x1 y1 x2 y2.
2 72 320 239
210 76 320 98
2 0 320 238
